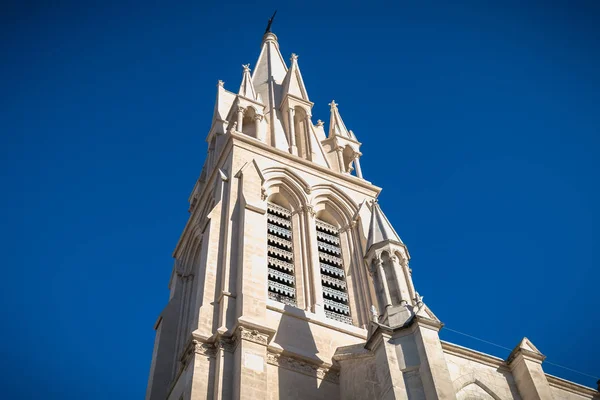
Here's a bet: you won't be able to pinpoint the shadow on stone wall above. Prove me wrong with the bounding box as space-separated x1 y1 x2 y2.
272 305 338 399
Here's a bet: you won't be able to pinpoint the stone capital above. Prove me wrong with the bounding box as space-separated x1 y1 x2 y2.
235 323 274 347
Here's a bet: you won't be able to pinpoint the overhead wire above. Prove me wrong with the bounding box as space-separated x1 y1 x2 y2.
443 326 599 381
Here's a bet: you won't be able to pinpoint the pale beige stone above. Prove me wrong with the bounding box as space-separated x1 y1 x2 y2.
145 28 599 400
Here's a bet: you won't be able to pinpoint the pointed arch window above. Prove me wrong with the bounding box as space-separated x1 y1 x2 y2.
267 202 297 306
316 219 352 324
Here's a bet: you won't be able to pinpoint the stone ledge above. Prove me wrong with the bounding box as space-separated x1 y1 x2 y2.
441 340 508 370
546 374 600 397
267 299 367 339
267 351 340 384
231 132 380 194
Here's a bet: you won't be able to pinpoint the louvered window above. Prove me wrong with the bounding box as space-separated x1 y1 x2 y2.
267 203 296 306
316 219 352 324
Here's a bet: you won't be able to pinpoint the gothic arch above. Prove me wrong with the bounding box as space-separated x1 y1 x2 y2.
454 373 505 400
263 167 309 211
241 107 257 138
311 184 358 228
394 249 409 265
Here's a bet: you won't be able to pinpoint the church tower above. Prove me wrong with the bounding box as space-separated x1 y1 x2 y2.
146 26 599 400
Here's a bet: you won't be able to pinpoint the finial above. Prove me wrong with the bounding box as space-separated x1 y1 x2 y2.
370 305 378 322
290 53 298 62
329 100 338 109
217 80 224 87
242 64 251 72
415 292 423 306
316 119 324 127
264 10 277 34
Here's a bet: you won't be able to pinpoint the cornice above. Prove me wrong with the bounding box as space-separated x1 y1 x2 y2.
234 317 277 346
280 93 314 109
441 341 508 370
507 347 546 365
546 374 600 397
236 94 265 110
231 132 380 195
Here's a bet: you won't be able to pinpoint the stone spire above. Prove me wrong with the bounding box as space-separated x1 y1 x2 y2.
252 32 288 110
238 64 258 101
366 200 403 251
328 100 357 141
322 100 363 176
280 53 309 101
251 32 288 151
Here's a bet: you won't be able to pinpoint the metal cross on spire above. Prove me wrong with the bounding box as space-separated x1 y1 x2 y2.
264 10 277 34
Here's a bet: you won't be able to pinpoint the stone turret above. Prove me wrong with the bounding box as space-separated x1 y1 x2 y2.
364 200 415 327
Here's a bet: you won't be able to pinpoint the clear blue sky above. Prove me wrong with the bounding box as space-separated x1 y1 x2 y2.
1 1 598 398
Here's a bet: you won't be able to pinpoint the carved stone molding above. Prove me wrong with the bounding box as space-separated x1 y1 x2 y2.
267 352 340 384
261 186 268 201
237 327 270 346
339 220 356 233
180 340 216 366
303 204 316 217
216 336 238 353
180 335 238 366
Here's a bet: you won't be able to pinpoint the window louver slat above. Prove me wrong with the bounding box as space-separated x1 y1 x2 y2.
316 219 351 324
267 203 296 306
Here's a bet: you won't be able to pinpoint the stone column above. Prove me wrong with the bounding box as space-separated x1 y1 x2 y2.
234 161 268 324
304 114 314 160
335 147 346 173
236 106 245 132
304 205 325 316
353 153 363 178
292 209 308 311
508 338 553 400
390 255 410 306
376 258 393 311
187 341 216 400
253 114 263 140
412 320 457 400
232 326 273 400
403 263 416 305
288 108 297 155
371 331 409 400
